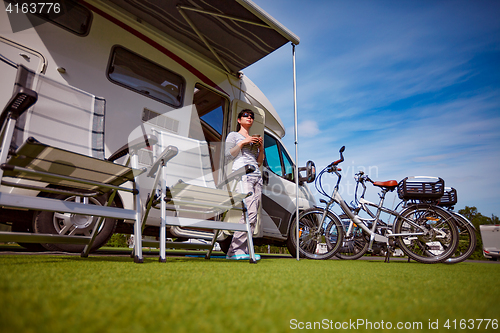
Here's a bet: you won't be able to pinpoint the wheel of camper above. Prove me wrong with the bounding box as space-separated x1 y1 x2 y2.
335 216 369 260
12 219 47 252
394 204 459 264
444 212 477 264
34 193 117 253
288 208 344 260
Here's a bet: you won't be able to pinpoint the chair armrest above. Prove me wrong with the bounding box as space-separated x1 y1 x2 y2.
0 65 38 127
147 145 179 177
0 87 38 126
108 135 158 162
217 164 256 189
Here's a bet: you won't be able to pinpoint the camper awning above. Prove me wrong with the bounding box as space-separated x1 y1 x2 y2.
105 0 300 75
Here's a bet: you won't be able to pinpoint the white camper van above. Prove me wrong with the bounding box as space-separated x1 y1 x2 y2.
0 0 316 254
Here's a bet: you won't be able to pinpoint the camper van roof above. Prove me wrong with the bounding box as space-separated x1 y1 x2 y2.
104 0 300 75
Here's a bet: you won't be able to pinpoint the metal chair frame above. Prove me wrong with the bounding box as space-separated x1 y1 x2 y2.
139 146 259 263
0 64 147 262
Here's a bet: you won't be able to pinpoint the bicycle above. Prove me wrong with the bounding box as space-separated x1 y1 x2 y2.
290 146 459 263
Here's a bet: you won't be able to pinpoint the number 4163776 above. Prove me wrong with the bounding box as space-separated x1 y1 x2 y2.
444 319 498 330
5 2 61 14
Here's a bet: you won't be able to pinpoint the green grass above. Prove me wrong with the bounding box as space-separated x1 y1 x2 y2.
0 255 499 333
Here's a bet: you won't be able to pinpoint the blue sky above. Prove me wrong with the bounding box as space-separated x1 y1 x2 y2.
244 0 500 217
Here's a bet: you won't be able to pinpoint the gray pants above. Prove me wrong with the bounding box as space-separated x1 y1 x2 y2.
228 174 262 256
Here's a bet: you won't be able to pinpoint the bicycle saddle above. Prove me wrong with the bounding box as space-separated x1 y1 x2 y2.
372 180 398 190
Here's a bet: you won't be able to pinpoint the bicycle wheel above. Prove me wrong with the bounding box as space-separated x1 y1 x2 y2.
444 212 477 264
394 204 458 264
289 208 344 260
335 216 369 260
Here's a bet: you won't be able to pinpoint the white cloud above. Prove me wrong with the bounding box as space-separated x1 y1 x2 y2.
298 120 320 137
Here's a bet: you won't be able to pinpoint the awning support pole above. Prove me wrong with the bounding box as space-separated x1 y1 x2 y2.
292 43 300 261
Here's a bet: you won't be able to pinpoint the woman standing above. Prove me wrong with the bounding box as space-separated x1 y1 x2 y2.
224 109 264 260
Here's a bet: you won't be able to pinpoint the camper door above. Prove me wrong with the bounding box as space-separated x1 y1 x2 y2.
224 100 265 236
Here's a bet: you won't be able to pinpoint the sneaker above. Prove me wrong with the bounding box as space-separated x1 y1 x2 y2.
226 254 250 260
226 254 262 261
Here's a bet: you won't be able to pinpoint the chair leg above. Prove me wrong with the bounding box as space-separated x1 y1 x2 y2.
133 183 143 263
130 193 155 259
126 153 144 263
205 229 220 260
159 164 167 263
242 205 257 264
0 118 17 179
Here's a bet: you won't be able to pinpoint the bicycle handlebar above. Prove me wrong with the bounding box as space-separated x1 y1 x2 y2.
327 146 345 170
355 171 372 184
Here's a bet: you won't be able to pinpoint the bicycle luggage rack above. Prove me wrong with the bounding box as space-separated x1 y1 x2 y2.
397 176 445 200
437 187 457 207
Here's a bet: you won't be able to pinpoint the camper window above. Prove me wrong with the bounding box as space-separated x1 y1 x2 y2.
31 0 92 36
193 84 226 139
107 46 185 107
264 134 282 175
264 133 295 182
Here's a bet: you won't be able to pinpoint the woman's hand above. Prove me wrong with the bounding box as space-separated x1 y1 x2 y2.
239 136 261 147
255 136 263 147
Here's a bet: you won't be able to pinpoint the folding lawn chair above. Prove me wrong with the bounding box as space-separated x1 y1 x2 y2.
138 142 259 263
0 64 148 262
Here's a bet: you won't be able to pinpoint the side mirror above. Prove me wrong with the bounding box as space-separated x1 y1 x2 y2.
298 160 316 185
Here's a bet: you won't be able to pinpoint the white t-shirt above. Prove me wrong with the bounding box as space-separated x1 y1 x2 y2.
225 132 261 175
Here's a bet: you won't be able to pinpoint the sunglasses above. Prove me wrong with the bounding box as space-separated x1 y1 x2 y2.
241 112 254 119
